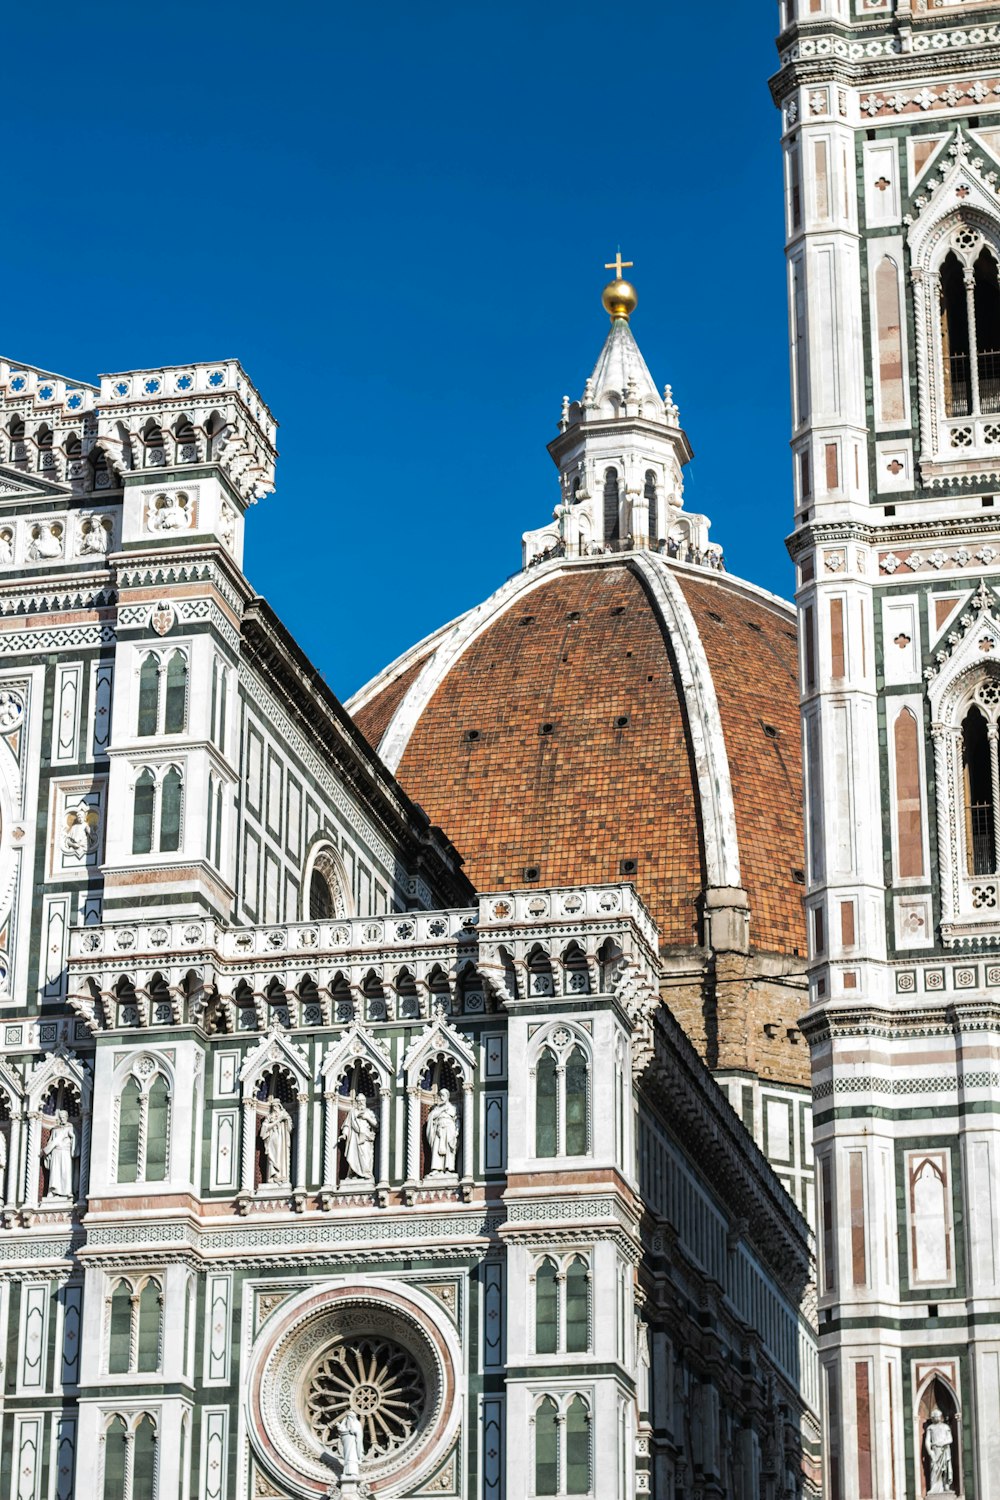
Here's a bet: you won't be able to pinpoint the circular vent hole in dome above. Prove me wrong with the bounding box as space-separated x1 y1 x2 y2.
791 868 805 884
464 729 481 743
539 722 554 735
523 865 540 882
611 605 627 615
746 620 762 632
566 610 580 620
620 857 638 876
519 615 535 626
614 714 630 730
761 722 780 740
708 611 723 623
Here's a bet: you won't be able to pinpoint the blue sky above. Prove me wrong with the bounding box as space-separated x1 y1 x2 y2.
2 2 791 697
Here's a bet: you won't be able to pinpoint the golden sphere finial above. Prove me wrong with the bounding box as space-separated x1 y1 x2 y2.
602 278 638 321
602 250 637 321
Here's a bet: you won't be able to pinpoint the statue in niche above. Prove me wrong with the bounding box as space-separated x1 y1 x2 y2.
0 530 12 565
42 1111 77 1200
61 805 97 860
260 1098 292 1187
218 503 236 549
151 493 189 532
78 515 110 556
27 521 62 560
925 1408 955 1494
337 1410 364 1479
340 1092 378 1181
425 1087 459 1175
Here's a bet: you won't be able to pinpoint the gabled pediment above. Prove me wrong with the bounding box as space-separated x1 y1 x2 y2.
926 578 1000 715
319 1023 393 1085
907 129 1000 262
401 1016 476 1082
240 1025 310 1090
0 466 73 501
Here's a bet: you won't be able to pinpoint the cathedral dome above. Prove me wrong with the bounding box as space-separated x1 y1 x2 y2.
349 549 805 960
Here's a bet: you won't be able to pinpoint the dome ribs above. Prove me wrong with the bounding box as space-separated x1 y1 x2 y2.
676 574 806 957
391 567 704 945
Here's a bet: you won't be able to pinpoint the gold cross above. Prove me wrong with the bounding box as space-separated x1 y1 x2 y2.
604 250 633 279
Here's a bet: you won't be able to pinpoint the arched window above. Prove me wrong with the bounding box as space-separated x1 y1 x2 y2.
937 238 1000 421
603 467 620 545
535 1037 590 1159
108 1282 132 1373
138 654 159 736
106 1278 162 1376
941 251 971 417
133 765 184 857
644 470 659 544
163 651 187 734
136 1280 162 1373
535 1258 559 1354
132 1415 157 1500
534 1254 591 1356
565 1257 589 1353
565 1047 589 1156
962 703 996 875
117 1077 141 1182
160 766 182 852
535 1397 559 1496
306 844 351 920
536 1048 558 1157
116 1066 171 1184
146 1075 170 1181
136 649 187 736
565 1397 591 1495
975 248 1000 414
103 1417 128 1499
133 768 156 854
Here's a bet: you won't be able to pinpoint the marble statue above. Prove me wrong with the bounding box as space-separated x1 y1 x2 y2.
62 805 97 859
152 493 188 531
260 1099 292 1187
78 516 110 555
28 522 62 560
43 1111 77 1199
340 1093 378 1181
425 1087 459 1175
925 1408 954 1494
337 1410 364 1479
0 530 12 565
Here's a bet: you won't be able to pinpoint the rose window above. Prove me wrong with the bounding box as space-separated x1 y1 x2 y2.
306 1337 425 1459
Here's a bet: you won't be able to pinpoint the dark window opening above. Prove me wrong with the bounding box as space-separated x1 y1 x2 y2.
963 703 996 874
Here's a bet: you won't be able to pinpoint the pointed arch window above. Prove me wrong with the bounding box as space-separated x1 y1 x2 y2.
535 1035 590 1159
937 236 1000 420
534 1394 591 1496
103 1416 129 1497
136 649 188 736
962 702 998 875
116 1064 171 1183
132 765 184 855
106 1276 163 1375
534 1253 591 1355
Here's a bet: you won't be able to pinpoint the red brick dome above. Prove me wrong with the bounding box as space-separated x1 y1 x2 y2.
349 552 805 959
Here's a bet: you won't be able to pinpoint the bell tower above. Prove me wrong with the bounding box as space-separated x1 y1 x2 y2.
774 2 1000 1497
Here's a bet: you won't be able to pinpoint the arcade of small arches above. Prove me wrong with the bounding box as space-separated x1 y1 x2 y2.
72 932 635 1035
